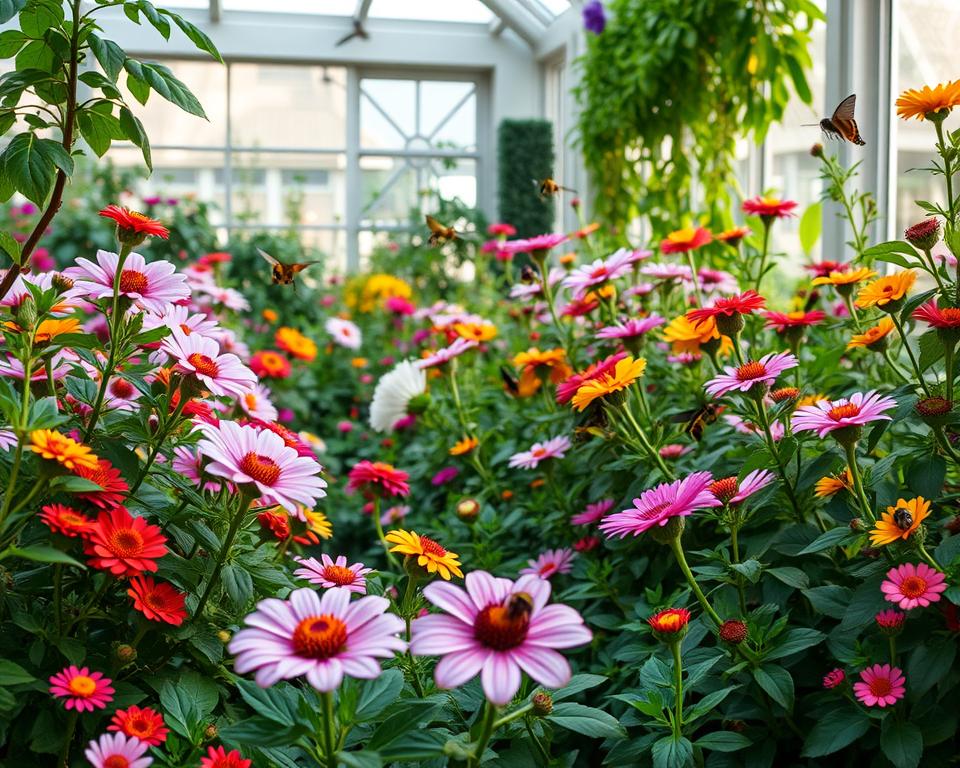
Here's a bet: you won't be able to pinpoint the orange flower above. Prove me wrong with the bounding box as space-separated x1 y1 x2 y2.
716 226 751 246
847 317 895 350
797 393 829 409
262 308 278 323
571 356 647 411
570 222 601 239
811 267 876 289
275 327 317 361
513 347 572 383
454 322 497 342
99 205 169 239
351 357 368 368
450 436 479 456
870 497 930 546
815 468 852 498
660 226 712 254
854 271 916 309
30 429 99 472
516 367 542 397
4 317 80 342
663 315 732 355
647 607 690 636
896 79 960 121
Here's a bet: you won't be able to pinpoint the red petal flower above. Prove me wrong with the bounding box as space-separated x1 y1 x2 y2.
99 205 169 239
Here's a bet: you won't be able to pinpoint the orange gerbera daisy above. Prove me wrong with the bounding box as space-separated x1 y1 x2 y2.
450 436 479 456
454 322 497 342
814 468 853 498
571 355 647 411
513 347 572 383
4 317 81 342
855 271 917 310
811 267 877 295
896 79 960 121
847 317 895 350
662 315 732 355
660 226 712 254
30 429 99 472
870 497 931 546
716 226 751 247
99 204 169 240
385 529 463 580
275 327 317 361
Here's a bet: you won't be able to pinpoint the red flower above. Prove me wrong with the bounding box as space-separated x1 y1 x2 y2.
108 705 169 745
72 459 128 510
647 607 690 636
488 223 517 237
762 310 826 332
913 300 960 328
741 196 798 219
823 668 845 689
85 506 168 577
573 535 600 552
687 291 766 327
258 509 291 540
99 205 169 239
804 261 848 278
250 350 292 379
347 460 410 498
128 575 188 625
199 251 232 265
243 418 315 458
660 226 712 254
555 352 628 404
716 226 751 246
40 503 95 538
201 746 252 768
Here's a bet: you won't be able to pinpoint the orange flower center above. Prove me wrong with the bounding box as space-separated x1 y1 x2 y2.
292 614 348 659
418 535 447 557
828 403 860 420
104 757 130 768
899 575 927 598
187 352 219 378
110 378 135 399
868 676 893 698
239 453 281 485
179 323 193 335
243 393 257 410
652 612 686 632
68 675 97 697
532 447 548 458
710 477 739 502
942 308 960 324
119 270 149 294
321 565 357 585
474 604 530 650
126 716 156 738
109 529 144 557
61 510 89 527
736 361 766 380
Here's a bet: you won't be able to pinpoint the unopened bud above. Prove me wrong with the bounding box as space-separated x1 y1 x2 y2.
531 691 553 716
203 724 218 741
849 517 863 531
904 218 941 252
810 143 824 158
456 498 480 522
217 630 231 644
51 273 74 293
14 296 37 331
719 619 747 644
113 644 137 665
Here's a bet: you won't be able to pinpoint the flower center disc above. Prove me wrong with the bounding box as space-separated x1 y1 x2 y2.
735 361 766 380
127 717 154 738
474 604 530 650
942 308 960 324
292 614 348 659
828 403 860 421
187 352 220 378
68 675 97 697
239 452 281 485
709 476 739 502
418 535 447 557
899 575 927 598
110 529 144 557
110 378 135 399
145 592 168 610
104 757 130 768
322 565 356 585
869 677 893 698
119 270 149 294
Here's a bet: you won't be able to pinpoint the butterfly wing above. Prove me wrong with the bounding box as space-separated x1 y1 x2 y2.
835 118 866 145
831 94 857 121
257 247 280 267
290 261 320 275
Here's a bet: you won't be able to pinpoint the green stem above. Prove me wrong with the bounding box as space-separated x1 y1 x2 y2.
470 702 499 768
842 294 863 331
730 525 747 616
670 641 684 738
668 536 722 628
843 442 875 523
321 690 337 768
882 348 912 385
753 397 803 521
193 495 253 620
45 357 57 398
917 541 942 571
754 221 772 294
890 313 932 396
0 439 24 529
619 402 674 480
685 251 702 308
933 120 958 303
128 386 188 496
922 247 949 295
492 703 534 729
372 497 399 568
946 340 956 401
57 710 78 768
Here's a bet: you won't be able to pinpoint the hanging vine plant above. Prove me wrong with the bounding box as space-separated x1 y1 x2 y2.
574 0 823 240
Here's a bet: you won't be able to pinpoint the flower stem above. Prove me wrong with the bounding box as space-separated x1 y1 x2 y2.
890 313 932 396
128 384 188 496
321 690 337 768
668 535 722 628
470 702 499 767
843 442 875 524
57 709 78 768
754 221 772 294
372 497 399 569
619 402 674 480
730 525 747 616
670 641 684 738
492 702 534 730
917 541 942 571
193 495 253 620
753 397 803 521
881 348 912 385
685 252 702 308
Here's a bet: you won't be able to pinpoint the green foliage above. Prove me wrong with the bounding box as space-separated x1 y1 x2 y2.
497 119 555 236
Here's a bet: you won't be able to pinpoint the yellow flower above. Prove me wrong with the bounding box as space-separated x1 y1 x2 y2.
663 315 732 355
814 468 852 498
847 317 895 350
516 368 542 397
347 273 413 312
454 322 497 343
572 355 647 411
513 347 571 383
854 271 917 309
797 393 829 409
896 80 960 121
869 497 930 546
302 508 333 539
450 436 478 456
811 267 876 288
262 308 278 323
351 357 368 368
275 327 317 361
29 429 99 472
385 529 463 580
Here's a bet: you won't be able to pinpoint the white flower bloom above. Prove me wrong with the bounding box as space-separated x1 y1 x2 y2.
369 360 427 432
326 317 363 350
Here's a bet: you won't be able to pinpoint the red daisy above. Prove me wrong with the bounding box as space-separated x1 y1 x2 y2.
687 291 766 327
84 506 168 577
555 352 628 405
716 226 751 246
763 310 826 333
201 746 252 768
99 205 169 239
912 300 960 329
127 575 188 625
72 459 128 510
804 261 848 278
347 460 410 498
660 226 712 254
108 705 169 746
40 503 95 538
257 509 291 540
741 196 798 219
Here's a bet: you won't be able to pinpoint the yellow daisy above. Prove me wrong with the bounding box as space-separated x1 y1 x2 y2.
571 356 647 411
870 497 930 546
385 529 463 580
29 429 99 472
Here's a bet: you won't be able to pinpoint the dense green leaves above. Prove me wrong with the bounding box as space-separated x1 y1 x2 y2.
802 708 871 756
124 60 207 119
547 702 627 740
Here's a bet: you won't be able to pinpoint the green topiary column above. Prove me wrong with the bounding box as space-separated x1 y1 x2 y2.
497 119 555 237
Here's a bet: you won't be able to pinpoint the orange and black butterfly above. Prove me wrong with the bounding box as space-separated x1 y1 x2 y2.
535 177 576 198
813 94 866 145
257 248 319 286
425 215 458 247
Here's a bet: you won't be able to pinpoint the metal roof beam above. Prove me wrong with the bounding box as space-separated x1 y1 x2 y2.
489 17 506 36
354 0 373 23
477 0 542 46
209 0 221 23
513 0 552 26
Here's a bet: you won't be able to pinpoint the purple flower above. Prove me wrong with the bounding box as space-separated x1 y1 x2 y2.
582 0 606 34
432 466 460 486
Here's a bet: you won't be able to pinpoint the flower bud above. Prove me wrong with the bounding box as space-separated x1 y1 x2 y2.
719 619 748 644
875 609 905 636
532 691 553 716
113 643 137 666
849 517 863 531
649 515 685 544
915 396 953 427
217 630 231 644
647 607 690 642
822 668 845 689
203 724 218 741
810 143 824 158
714 312 745 337
14 295 36 331
51 273 74 294
904 218 941 252
456 498 480 523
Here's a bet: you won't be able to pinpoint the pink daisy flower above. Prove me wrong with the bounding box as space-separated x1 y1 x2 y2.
520 547 576 579
880 562 947 610
49 665 114 712
0 351 72 381
293 555 373 594
172 445 221 492
853 664 906 707
708 469 775 504
416 337 478 369
64 250 189 313
228 587 406 691
2 271 85 315
600 471 720 538
571 498 615 526
410 571 592 705
792 391 897 439
326 317 363 350
698 268 739 294
724 414 785 441
659 444 691 458
84 733 153 768
640 262 693 282
381 504 410 525
822 668 845 689
509 268 564 300
141 302 221 340
197 420 327 512
704 352 798 398
595 316 666 341
508 435 571 469
195 284 250 312
160 327 257 398
501 233 569 254
432 466 459 486
238 383 278 422
562 249 638 299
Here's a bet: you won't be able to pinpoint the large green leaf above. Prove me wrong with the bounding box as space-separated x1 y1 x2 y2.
694 730 751 752
119 106 152 171
18 0 62 37
0 0 26 25
880 720 922 768
3 545 84 568
0 29 27 57
547 702 626 739
801 707 871 756
651 735 693 768
124 59 206 118
751 665 794 710
88 34 126 82
1 132 53 204
354 669 403 721
161 8 222 62
77 108 121 157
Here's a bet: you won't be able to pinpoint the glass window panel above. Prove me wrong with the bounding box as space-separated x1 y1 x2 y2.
223 0 356 14
536 0 571 14
120 61 227 147
359 156 476 227
360 79 416 149
421 81 476 150
369 0 494 22
230 64 347 148
894 0 960 237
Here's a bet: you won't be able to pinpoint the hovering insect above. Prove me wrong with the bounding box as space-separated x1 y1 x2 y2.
892 506 914 531
500 365 520 396
535 177 577 198
425 215 458 247
671 403 724 442
505 592 534 622
257 248 319 286
804 94 866 145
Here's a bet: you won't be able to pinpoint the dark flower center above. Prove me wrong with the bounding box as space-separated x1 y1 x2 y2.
474 603 530 650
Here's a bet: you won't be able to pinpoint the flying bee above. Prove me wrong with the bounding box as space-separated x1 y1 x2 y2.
506 592 534 621
500 365 520 396
535 177 577 198
892 506 914 530
520 264 538 283
671 403 724 442
257 248 319 286
425 215 458 247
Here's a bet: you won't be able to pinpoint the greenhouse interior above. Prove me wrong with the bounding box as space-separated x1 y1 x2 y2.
2 0 960 766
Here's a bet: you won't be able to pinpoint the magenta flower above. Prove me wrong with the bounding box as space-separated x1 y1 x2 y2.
708 469 775 505
410 571 592 705
172 445 221 492
85 733 153 768
571 498 615 526
416 337 478 369
724 414 785 441
49 666 114 712
822 668 845 689
294 555 372 594
520 548 576 579
431 466 460 486
501 233 569 255
508 435 571 470
792 391 897 438
64 250 189 313
229 587 406 691
238 383 278 422
0 352 72 382
2 271 85 315
197 420 327 512
853 664 906 707
600 471 720 538
704 352 798 398
881 562 947 609
195 283 250 312
160 327 257 398
562 249 638 299
640 263 693 282
595 316 666 341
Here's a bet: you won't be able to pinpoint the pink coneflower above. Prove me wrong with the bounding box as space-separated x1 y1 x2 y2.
238 383 278 422
432 466 460 486
600 471 720 538
84 733 153 768
246 419 316 459
823 668 846 689
160 327 257 398
698 268 739 294
853 664 906 707
172 446 220 492
228 587 406 691
64 249 189 313
49 666 114 712
195 284 250 312
501 233 569 255
724 414 785 441
595 316 666 341
562 249 637 299
0 352 71 381
410 571 591 705
571 499 615 526
197 420 327 512
293 555 372 594
381 504 410 525
416 337 478 368
326 317 362 350
881 562 946 609
708 469 775 504
508 435 571 469
792 391 897 439
704 352 798 398
520 548 576 579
